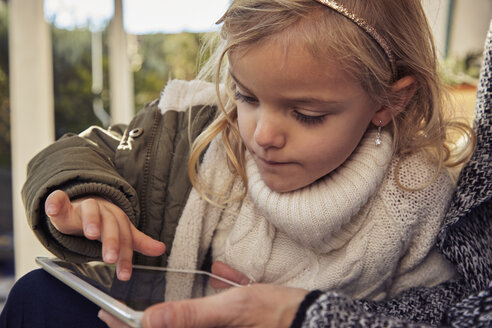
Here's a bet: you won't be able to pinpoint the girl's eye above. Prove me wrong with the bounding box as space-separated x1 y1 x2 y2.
293 111 326 125
235 91 258 105
235 90 326 125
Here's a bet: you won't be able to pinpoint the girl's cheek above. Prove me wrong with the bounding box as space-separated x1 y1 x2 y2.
237 110 255 144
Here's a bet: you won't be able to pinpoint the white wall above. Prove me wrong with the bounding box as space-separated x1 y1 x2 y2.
422 0 451 57
9 0 53 279
109 0 134 124
449 0 492 57
423 0 492 58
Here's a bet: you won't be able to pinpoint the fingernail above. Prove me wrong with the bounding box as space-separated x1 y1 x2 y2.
85 224 98 238
118 269 130 281
104 251 117 263
97 310 106 321
45 204 57 216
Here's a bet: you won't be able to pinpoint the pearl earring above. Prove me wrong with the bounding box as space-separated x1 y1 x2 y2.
375 121 382 146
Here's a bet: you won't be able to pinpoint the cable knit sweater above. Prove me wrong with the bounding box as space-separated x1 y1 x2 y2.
165 94 456 301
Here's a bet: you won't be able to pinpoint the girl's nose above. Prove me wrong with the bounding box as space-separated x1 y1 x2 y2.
254 110 286 149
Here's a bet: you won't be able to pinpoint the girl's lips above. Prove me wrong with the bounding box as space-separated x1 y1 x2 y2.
256 155 290 166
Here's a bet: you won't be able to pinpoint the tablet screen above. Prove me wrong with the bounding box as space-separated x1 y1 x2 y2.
44 258 239 311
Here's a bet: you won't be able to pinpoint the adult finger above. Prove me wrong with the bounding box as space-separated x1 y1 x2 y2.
45 190 82 235
143 290 236 328
97 310 132 328
210 261 250 288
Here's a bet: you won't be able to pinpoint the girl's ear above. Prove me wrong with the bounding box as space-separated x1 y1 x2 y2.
371 76 418 127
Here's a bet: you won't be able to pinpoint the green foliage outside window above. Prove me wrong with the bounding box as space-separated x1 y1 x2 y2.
0 2 206 167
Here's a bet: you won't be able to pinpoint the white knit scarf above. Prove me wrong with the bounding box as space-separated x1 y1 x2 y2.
242 129 392 251
209 128 398 293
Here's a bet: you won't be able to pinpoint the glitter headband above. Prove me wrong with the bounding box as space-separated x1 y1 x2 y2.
313 0 397 80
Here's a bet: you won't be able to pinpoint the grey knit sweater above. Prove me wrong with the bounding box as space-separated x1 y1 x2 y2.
292 22 492 328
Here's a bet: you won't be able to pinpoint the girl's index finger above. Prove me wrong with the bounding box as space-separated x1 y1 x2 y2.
130 226 166 256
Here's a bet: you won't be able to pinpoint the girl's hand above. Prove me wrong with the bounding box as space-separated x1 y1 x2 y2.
45 190 166 281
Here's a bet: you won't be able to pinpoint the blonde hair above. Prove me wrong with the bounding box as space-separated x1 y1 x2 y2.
188 0 475 203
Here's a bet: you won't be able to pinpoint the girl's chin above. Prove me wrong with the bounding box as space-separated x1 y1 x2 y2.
260 175 315 193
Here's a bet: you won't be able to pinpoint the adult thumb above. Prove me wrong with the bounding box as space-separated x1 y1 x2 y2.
143 294 229 328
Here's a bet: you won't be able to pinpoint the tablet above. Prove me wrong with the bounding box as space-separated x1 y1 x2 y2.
36 257 241 328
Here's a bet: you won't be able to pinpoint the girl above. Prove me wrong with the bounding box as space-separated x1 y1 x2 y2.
2 0 478 327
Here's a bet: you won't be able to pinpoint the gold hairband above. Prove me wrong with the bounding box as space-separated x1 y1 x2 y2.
313 0 397 80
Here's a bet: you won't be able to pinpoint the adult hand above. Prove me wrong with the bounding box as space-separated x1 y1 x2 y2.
98 262 308 328
45 189 166 280
98 284 308 328
141 283 309 328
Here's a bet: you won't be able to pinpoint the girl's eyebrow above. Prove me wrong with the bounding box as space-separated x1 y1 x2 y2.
229 70 252 94
229 69 342 107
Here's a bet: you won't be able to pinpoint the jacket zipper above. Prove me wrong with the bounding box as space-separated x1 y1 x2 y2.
134 109 162 265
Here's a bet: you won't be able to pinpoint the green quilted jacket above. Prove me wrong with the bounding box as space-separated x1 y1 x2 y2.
22 98 216 267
